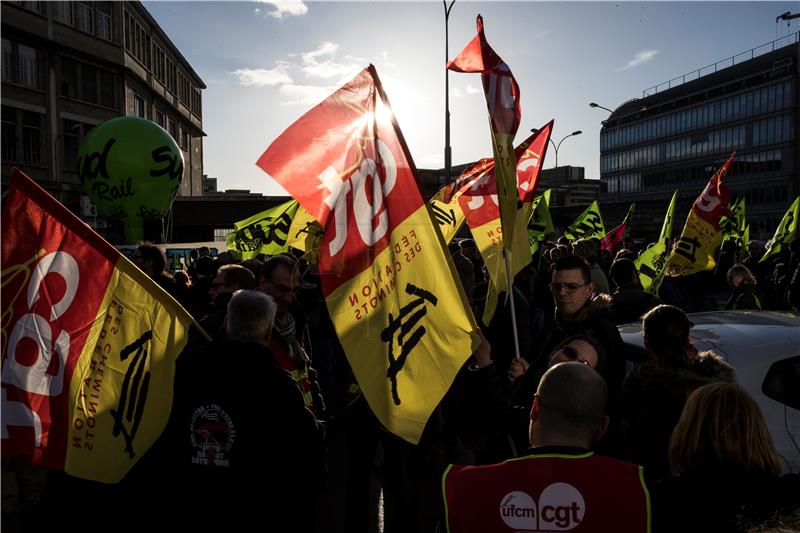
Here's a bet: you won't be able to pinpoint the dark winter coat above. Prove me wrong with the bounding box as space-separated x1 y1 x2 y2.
620 351 736 486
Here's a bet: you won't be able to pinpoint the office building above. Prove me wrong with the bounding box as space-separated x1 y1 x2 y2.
599 32 798 241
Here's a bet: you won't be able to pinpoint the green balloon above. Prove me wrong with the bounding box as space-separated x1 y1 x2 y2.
77 117 184 243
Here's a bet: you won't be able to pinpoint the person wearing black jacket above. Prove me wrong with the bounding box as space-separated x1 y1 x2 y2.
724 264 762 310
159 290 325 531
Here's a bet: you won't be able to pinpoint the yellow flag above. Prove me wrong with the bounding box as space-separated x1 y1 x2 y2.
256 66 478 444
226 199 299 259
286 204 324 262
564 200 606 241
760 196 799 263
2 168 192 483
635 191 677 293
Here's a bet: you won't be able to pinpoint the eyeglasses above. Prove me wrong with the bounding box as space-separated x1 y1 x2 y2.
556 345 590 365
267 281 295 295
549 282 590 293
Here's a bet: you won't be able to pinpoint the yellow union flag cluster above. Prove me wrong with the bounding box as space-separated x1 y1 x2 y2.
2 168 192 483
256 65 477 444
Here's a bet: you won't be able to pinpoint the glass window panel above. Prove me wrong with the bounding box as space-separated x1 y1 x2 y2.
21 111 41 164
61 57 78 97
81 63 97 103
17 44 39 89
99 69 114 108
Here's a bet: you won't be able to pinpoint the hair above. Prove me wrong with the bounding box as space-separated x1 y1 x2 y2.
218 264 255 290
536 362 608 441
136 242 167 274
549 334 607 373
226 290 277 342
174 271 189 285
669 382 780 476
642 304 694 366
553 255 591 285
258 254 298 284
727 263 757 286
458 238 476 250
609 258 638 288
572 239 598 266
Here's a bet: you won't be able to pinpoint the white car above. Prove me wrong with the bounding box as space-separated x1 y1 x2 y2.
618 310 800 474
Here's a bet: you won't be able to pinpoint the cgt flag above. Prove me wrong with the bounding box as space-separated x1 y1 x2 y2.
448 14 522 248
564 200 606 241
226 199 299 259
256 65 478 444
636 191 677 294
720 197 746 243
666 153 735 277
760 196 799 263
1 168 192 483
449 125 552 324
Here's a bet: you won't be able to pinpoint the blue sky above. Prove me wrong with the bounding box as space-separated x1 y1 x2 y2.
143 1 800 196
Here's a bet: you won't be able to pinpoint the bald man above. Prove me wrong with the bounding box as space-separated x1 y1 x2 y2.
443 363 650 533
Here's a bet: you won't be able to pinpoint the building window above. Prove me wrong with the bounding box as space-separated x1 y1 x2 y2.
2 38 42 89
95 2 112 41
180 125 189 150
214 228 233 242
52 1 73 24
60 57 78 98
21 110 43 164
76 2 94 33
62 120 89 171
81 63 98 104
2 106 18 161
134 94 146 118
155 109 165 128
168 119 177 142
99 70 115 108
13 1 45 14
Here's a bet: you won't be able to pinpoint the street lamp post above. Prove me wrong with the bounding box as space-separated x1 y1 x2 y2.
589 102 614 114
533 128 582 169
444 0 456 186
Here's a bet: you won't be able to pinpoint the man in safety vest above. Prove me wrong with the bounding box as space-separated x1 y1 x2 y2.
443 362 651 533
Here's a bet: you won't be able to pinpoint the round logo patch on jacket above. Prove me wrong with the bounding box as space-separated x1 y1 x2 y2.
189 403 236 467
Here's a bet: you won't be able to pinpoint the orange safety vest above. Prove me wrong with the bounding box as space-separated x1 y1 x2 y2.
443 452 651 533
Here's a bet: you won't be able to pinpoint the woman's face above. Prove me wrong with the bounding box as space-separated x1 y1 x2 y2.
728 273 743 288
548 339 599 369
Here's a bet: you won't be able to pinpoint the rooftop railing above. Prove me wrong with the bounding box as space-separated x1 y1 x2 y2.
642 31 798 98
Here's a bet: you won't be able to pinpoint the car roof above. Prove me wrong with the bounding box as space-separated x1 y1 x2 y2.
619 310 800 356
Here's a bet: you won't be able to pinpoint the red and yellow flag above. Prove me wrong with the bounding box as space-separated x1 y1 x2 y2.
450 123 553 323
256 66 478 444
448 14 522 248
666 153 735 277
1 168 192 483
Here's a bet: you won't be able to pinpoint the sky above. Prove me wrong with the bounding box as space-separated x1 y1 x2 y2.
143 1 800 196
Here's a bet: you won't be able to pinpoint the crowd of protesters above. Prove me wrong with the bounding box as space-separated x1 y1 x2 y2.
4 233 800 533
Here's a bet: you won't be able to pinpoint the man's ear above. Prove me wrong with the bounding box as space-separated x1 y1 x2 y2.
592 415 610 443
530 395 542 423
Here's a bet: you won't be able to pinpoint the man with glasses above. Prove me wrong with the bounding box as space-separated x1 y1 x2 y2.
197 264 255 340
443 362 650 533
541 255 629 444
257 255 324 417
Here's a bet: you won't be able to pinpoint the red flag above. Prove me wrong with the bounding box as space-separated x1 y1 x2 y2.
447 15 521 136
2 168 192 482
693 152 735 230
448 15 521 249
600 221 628 253
256 65 478 443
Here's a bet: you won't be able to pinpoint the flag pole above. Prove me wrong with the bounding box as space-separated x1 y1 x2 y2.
503 247 522 361
444 0 455 186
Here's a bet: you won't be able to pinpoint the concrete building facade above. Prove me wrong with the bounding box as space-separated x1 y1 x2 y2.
1 0 205 231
